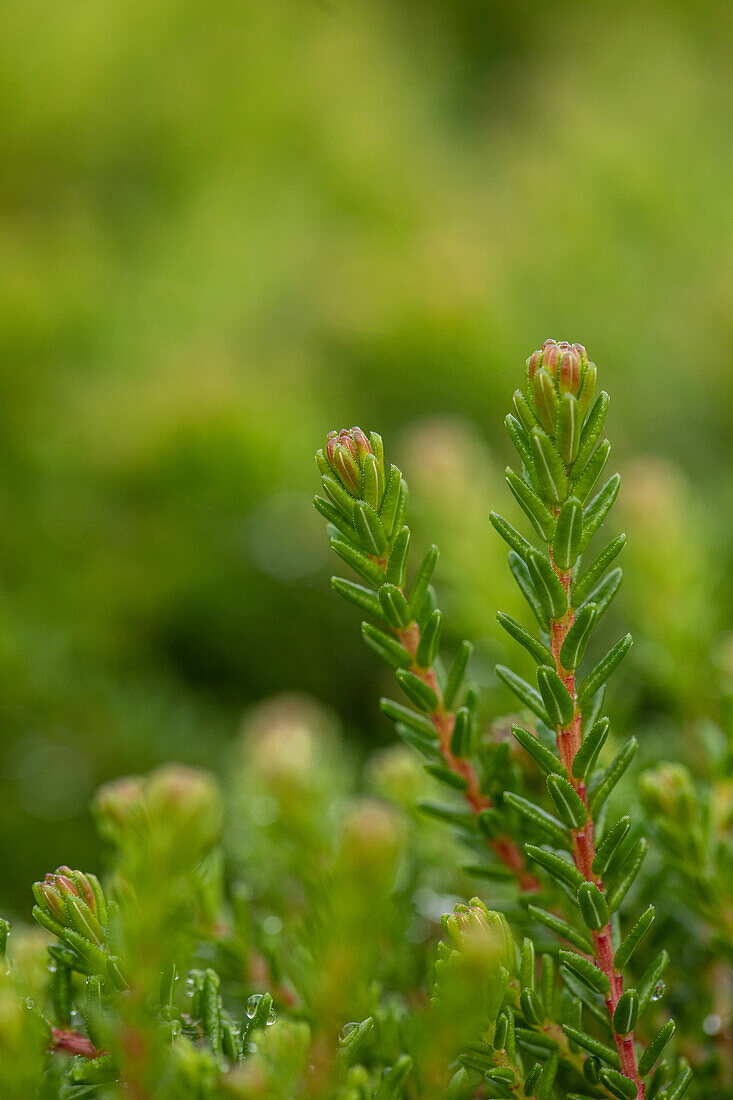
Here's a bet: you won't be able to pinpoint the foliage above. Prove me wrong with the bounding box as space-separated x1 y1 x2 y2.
4 0 733 914
0 342 730 1096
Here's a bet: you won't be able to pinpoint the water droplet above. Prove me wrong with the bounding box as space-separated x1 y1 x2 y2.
651 980 665 1002
247 1041 258 1055
262 914 283 937
340 1022 359 1041
24 997 35 1010
245 993 276 1025
703 1013 722 1035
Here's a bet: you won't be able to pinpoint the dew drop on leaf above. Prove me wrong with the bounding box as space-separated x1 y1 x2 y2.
246 994 262 1018
340 1022 358 1041
651 980 665 1001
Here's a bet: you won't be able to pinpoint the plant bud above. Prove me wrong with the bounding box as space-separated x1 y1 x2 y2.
443 900 515 975
526 340 597 427
338 799 404 881
93 775 147 838
325 429 368 496
34 881 65 921
640 763 697 826
145 765 222 852
324 427 378 498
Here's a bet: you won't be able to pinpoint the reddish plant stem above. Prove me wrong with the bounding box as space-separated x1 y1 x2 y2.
371 553 537 887
395 620 539 892
548 548 644 1097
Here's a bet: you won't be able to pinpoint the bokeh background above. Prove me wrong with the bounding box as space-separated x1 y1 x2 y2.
1 0 732 913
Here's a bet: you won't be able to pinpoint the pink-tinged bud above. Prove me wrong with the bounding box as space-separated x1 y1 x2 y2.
52 875 77 900
542 341 560 375
145 764 222 852
526 339 594 408
350 426 372 464
71 871 97 914
324 427 374 497
558 350 581 395
37 882 66 920
93 775 147 836
526 349 543 381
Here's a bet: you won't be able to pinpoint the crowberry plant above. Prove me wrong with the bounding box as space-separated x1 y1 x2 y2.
0 341 728 1098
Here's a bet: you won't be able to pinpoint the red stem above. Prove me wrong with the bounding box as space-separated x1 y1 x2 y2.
396 621 539 892
549 549 644 1097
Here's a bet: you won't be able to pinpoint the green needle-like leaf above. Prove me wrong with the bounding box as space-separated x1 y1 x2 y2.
614 905 655 970
362 622 413 670
353 501 387 556
511 724 565 775
553 497 584 570
530 427 569 504
562 1025 620 1068
612 989 639 1036
450 707 473 757
379 465 403 538
560 604 597 670
505 413 539 484
331 576 387 621
572 717 609 780
574 438 611 504
576 882 609 930
380 699 435 737
597 1065 637 1099
527 904 593 952
416 609 442 668
528 551 569 619
638 1020 676 1075
408 544 439 618
525 843 584 889
443 640 472 710
590 737 638 815
577 634 633 710
509 550 549 628
361 452 382 510
385 525 410 586
503 795 569 848
571 391 610 477
331 537 386 586
637 950 670 1014
579 474 621 552
537 665 575 727
592 814 631 876
505 466 556 540
322 474 357 521
606 838 647 911
378 583 412 629
490 511 535 561
314 494 357 541
572 534 626 608
558 950 611 995
547 773 587 829
496 665 550 723
395 670 438 713
497 612 554 665
556 394 582 465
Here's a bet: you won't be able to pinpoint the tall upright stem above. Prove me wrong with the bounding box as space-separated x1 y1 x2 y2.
548 546 644 1097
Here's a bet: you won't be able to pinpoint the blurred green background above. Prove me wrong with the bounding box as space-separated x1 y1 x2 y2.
1 0 732 912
